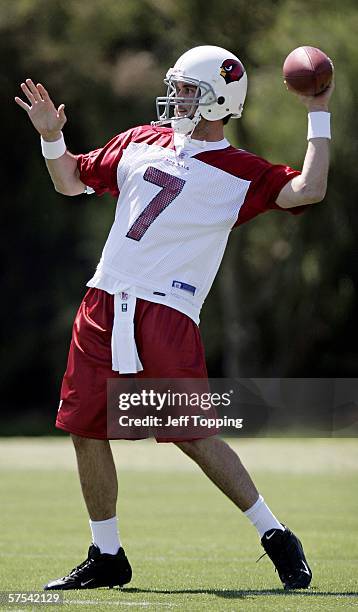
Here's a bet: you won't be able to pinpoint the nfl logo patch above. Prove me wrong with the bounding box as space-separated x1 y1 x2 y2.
121 304 128 312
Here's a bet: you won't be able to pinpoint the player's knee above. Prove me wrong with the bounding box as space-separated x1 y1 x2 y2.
175 436 220 459
71 433 111 453
174 439 203 457
71 433 91 449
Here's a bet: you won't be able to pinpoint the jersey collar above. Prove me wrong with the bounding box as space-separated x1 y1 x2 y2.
174 132 230 157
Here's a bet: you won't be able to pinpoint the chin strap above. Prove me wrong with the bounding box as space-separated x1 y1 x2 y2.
171 109 201 135
152 109 202 136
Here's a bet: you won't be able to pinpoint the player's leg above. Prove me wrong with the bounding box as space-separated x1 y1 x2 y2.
175 436 312 589
175 436 269 512
45 289 132 590
135 301 311 589
45 433 132 590
141 301 313 590
71 434 118 521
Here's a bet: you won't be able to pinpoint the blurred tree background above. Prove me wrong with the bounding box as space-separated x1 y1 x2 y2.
1 0 357 433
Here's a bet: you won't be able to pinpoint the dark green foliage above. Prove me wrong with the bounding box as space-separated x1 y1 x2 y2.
1 0 357 424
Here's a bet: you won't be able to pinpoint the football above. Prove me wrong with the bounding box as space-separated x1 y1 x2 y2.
283 46 333 96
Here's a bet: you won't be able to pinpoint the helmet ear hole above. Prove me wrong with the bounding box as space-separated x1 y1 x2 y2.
217 96 225 105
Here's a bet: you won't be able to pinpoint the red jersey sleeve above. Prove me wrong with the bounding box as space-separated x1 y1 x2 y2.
235 156 305 227
194 146 308 227
76 127 139 198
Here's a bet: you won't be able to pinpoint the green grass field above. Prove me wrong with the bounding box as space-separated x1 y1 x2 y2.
1 438 357 611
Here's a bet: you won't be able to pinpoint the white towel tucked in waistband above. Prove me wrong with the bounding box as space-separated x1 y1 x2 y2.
111 292 143 374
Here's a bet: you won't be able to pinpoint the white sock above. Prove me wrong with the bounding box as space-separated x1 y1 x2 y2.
244 495 284 538
89 516 121 555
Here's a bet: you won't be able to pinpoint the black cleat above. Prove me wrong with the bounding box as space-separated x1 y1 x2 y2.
261 526 312 589
44 544 132 590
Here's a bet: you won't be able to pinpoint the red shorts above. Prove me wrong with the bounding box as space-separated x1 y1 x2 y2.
56 288 212 441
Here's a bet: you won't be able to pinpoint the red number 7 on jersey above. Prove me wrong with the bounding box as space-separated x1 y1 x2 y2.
126 166 186 241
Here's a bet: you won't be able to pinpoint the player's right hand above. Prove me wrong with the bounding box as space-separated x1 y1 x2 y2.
291 75 335 113
15 79 67 141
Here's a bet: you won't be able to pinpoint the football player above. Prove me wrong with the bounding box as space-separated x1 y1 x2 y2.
15 45 333 590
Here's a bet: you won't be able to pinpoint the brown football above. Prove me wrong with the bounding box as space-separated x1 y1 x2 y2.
283 46 333 96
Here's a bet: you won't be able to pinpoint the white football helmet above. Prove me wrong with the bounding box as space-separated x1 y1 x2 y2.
154 45 247 135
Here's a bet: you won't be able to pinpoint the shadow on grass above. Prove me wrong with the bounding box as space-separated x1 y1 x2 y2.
120 587 358 599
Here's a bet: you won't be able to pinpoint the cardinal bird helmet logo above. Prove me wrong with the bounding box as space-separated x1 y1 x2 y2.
220 59 244 84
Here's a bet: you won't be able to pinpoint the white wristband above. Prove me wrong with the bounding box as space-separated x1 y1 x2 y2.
307 112 331 140
41 132 66 159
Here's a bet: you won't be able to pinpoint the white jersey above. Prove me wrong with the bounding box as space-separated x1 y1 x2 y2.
77 125 301 325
